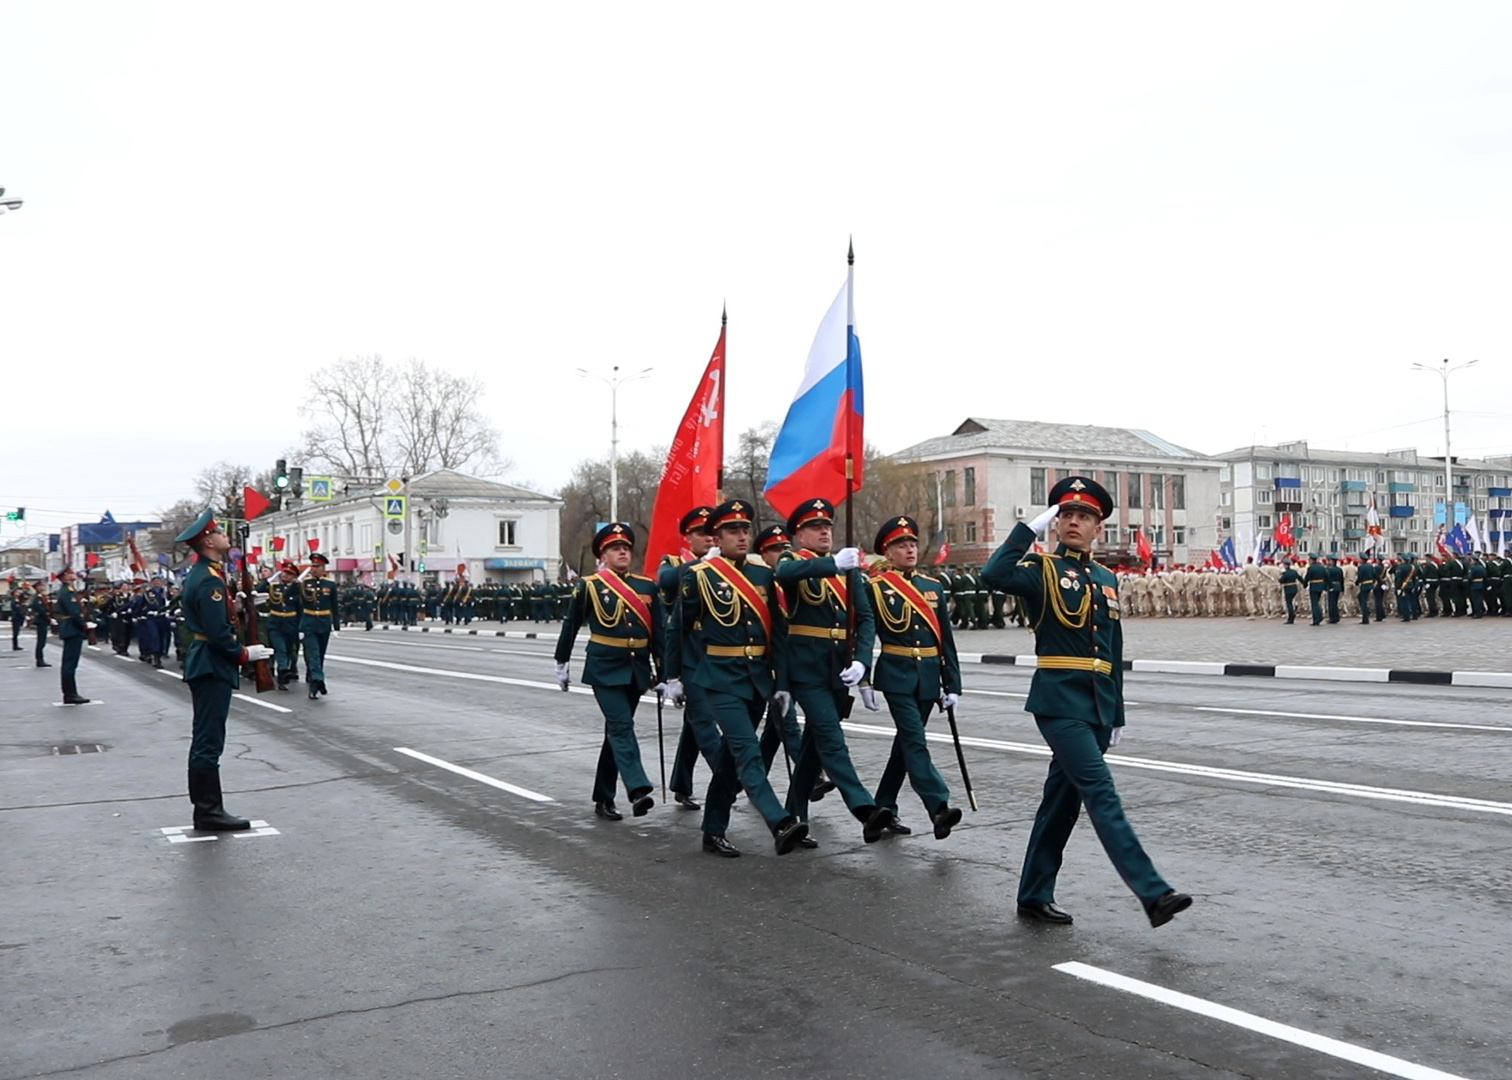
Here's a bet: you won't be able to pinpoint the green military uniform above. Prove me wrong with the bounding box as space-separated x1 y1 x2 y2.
298 556 341 698
864 516 962 838
53 573 91 704
1356 555 1380 625
1468 555 1487 618
660 507 723 809
255 562 302 688
1324 557 1344 623
1440 554 1465 616
554 523 662 818
1304 556 1328 625
982 477 1187 928
1418 556 1439 616
1278 562 1302 624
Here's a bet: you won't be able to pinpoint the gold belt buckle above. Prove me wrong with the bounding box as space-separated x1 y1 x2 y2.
745 645 755 658
911 646 921 659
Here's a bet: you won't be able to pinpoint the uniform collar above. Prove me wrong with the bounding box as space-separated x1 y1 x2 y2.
1054 544 1092 564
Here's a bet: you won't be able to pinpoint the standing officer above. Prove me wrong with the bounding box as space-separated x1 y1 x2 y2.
775 498 892 845
982 477 1191 928
1304 554 1328 626
1393 554 1419 621
1356 551 1380 625
299 552 340 699
554 523 661 821
863 515 964 840
660 506 724 811
30 580 52 667
663 500 808 858
53 566 95 704
256 559 303 689
10 580 30 650
1467 554 1487 618
176 510 275 830
1440 550 1465 616
1324 555 1344 624
1278 558 1302 624
1419 555 1440 617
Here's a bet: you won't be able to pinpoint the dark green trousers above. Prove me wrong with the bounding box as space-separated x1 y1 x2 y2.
588 684 652 803
786 687 873 822
759 698 803 775
301 631 330 681
187 677 234 770
668 682 722 797
1018 715 1170 910
700 691 788 838
872 692 950 817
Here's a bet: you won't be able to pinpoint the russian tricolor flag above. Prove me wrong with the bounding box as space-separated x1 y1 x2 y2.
764 269 864 518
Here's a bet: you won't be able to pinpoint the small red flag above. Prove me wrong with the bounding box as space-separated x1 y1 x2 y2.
271 536 286 552
642 320 727 575
307 537 320 552
244 486 272 521
85 552 100 568
932 541 950 566
1275 513 1295 549
1135 527 1153 564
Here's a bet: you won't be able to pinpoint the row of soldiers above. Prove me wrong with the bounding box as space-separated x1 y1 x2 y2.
362 579 573 626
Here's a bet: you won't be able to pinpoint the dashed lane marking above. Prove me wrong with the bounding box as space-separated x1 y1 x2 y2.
1054 962 1470 1080
149 666 294 713
394 747 555 802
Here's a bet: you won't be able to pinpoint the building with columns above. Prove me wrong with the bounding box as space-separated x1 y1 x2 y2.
247 469 564 584
890 418 1222 566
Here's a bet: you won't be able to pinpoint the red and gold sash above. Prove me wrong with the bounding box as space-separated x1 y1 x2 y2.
591 571 654 632
793 548 847 609
875 570 943 646
705 557 773 641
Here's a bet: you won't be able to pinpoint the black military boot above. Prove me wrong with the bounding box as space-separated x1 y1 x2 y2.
62 675 90 706
188 768 250 831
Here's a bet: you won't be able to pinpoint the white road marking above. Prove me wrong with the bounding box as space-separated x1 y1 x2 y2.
394 747 554 802
327 653 595 696
234 693 294 714
964 688 1028 699
838 722 1512 817
1054 962 1470 1080
51 701 103 707
1194 706 1512 734
161 821 281 843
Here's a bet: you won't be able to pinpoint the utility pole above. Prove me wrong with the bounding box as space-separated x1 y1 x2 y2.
1413 358 1478 529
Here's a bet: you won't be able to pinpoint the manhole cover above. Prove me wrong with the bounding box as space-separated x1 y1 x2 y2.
51 744 108 755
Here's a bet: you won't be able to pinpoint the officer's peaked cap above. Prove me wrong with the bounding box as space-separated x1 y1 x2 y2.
1048 476 1113 520
593 521 636 556
875 515 920 551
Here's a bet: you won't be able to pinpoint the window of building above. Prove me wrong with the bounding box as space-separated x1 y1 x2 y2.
1391 492 1411 507
1410 541 1422 553
497 519 517 547
1475 496 1487 510
1258 489 1272 504
361 523 372 553
1103 471 1119 507
1434 474 1445 488
1173 526 1186 545
1219 465 1231 483
1311 467 1324 483
1150 474 1166 510
964 520 977 543
945 525 956 544
1128 472 1143 509
1276 463 1299 479
1150 526 1165 545
1418 472 1431 487
944 470 956 507
1171 474 1186 510
1475 474 1487 489
1329 493 1340 506
343 522 354 553
1104 523 1120 546
1029 467 1046 505
963 467 976 506
1256 515 1272 529
1343 540 1359 553
1256 464 1271 480
1329 469 1340 483
1219 490 1231 506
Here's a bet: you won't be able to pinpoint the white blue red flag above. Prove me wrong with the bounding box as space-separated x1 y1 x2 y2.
764 269 864 518
1219 536 1237 568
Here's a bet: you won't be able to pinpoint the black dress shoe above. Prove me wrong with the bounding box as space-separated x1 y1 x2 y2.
308 687 319 700
774 817 810 856
810 778 837 801
796 835 819 849
862 805 895 843
702 833 740 858
1017 902 1074 925
931 804 963 840
317 680 328 696
36 661 51 668
885 817 912 835
673 793 701 811
1147 890 1192 928
630 791 654 817
594 801 623 821
62 695 90 706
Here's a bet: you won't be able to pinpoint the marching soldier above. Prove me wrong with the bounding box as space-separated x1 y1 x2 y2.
553 523 661 821
1468 554 1487 618
52 566 94 704
1419 555 1440 617
175 509 276 830
1393 553 1419 621
661 506 724 811
1278 558 1302 624
982 476 1191 928
1324 555 1344 624
754 524 804 774
663 499 808 858
863 516 964 840
775 497 892 845
256 559 303 688
1304 554 1328 626
299 552 341 699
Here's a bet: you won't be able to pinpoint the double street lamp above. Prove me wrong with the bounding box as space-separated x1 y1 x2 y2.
1412 357 1478 529
577 364 652 523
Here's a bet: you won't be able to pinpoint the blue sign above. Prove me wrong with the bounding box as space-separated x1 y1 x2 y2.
484 557 545 570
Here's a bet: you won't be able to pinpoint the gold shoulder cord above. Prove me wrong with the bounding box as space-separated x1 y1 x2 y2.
695 566 743 628
872 578 911 634
1040 556 1091 630
798 578 835 608
585 578 625 629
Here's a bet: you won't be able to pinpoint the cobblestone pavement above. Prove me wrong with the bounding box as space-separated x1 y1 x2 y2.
387 613 1511 672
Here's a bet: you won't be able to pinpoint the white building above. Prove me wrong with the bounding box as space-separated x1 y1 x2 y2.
247 469 563 584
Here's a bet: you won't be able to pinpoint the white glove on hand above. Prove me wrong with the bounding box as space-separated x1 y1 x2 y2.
298 631 306 640
839 660 866 687
699 548 719 562
939 692 960 712
251 593 268 606
833 547 861 570
245 644 274 662
1108 726 1124 748
1028 503 1061 534
554 662 570 691
860 687 880 711
236 591 247 601
657 678 684 705
772 690 792 714
85 621 98 630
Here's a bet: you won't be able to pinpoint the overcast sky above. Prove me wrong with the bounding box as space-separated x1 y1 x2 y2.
3 2 1510 536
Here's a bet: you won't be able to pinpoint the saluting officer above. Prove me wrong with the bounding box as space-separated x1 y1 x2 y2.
554 523 662 821
776 498 892 845
176 509 276 830
982 476 1191 929
660 506 724 811
862 516 964 840
299 552 341 699
663 500 808 858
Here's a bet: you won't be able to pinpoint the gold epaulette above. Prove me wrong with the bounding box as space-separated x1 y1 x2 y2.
660 554 683 568
626 573 654 584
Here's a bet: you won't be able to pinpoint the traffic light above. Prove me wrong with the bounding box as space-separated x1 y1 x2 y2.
288 466 303 496
3 507 22 521
274 459 289 490
418 561 426 573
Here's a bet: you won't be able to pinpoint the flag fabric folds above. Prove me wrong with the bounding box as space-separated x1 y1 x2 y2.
1275 513 1295 549
764 275 864 519
642 323 727 575
1219 536 1237 568
1135 527 1153 565
244 486 272 521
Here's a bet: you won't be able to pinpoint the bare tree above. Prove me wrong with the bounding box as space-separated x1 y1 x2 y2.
392 360 509 476
556 449 665 576
300 355 395 478
193 462 255 516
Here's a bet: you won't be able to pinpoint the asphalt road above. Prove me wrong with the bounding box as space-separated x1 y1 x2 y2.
4 629 1509 1080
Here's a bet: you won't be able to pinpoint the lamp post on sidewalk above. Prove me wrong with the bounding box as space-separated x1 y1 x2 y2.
1413 358 1478 530
576 365 652 523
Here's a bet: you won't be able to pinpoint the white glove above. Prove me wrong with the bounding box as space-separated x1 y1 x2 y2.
245 644 274 662
772 690 792 714
657 678 684 705
699 548 718 562
839 660 866 686
939 692 960 712
554 662 570 691
298 631 306 640
833 547 861 570
85 621 98 630
1028 504 1061 534
860 687 880 711
1108 726 1124 748
251 593 268 606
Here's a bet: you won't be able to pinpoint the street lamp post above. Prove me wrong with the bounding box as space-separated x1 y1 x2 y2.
576 365 652 523
1413 358 1478 531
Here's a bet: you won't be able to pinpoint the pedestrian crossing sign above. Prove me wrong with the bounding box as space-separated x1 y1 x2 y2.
384 496 407 518
308 477 333 501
